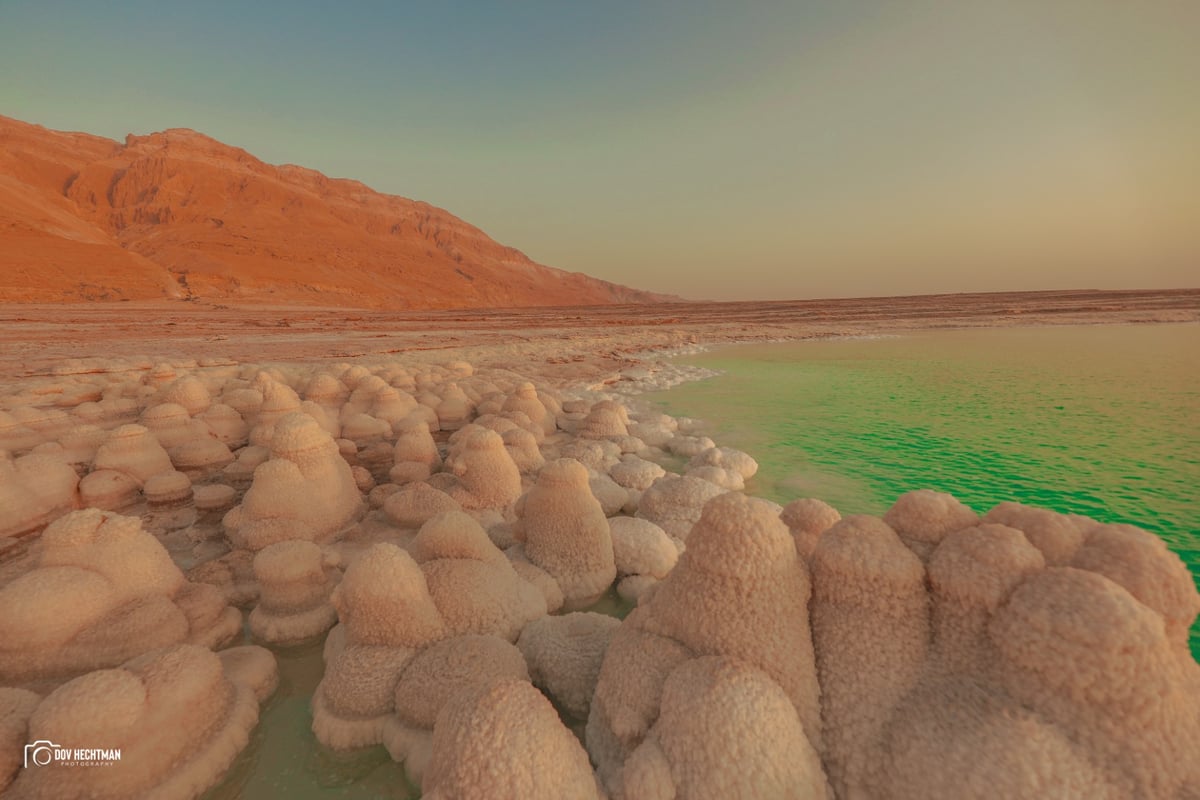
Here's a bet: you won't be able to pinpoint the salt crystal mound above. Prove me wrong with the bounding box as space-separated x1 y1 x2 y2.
687 445 759 480
780 497 842 559
0 452 80 538
608 516 679 580
247 380 302 447
312 543 447 750
156 375 212 416
92 423 173 485
0 509 242 688
517 612 621 719
502 382 555 435
248 540 337 645
665 433 716 458
501 426 546 474
169 436 235 479
587 492 822 796
4 644 277 800
0 410 44 452
383 482 462 529
441 428 522 511
410 511 547 641
515 459 616 610
228 413 362 551
422 678 602 800
809 498 1200 799
434 383 474 432
609 454 666 492
143 469 193 506
621 656 828 800
141 402 207 449
883 488 979 560
635 474 728 540
389 417 442 485
383 634 530 784
576 399 630 440
198 403 249 448
0 688 40 793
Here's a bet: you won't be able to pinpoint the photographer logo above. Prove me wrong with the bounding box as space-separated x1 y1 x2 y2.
23 740 121 768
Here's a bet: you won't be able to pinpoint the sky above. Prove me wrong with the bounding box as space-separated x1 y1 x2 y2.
1 0 1197 300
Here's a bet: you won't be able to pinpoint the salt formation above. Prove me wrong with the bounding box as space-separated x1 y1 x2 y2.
622 656 828 800
807 497 1200 799
0 452 79 538
225 412 361 550
422 678 602 800
248 540 338 644
514 458 616 609
687 445 759 489
502 382 555 435
608 516 681 601
588 492 823 797
0 509 242 688
4 644 277 800
577 399 630 439
441 428 522 511
389 417 441 484
92 423 173 484
781 497 842 558
635 474 727 539
517 612 621 719
383 482 463 528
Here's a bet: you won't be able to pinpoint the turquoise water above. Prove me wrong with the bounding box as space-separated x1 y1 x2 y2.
649 323 1200 658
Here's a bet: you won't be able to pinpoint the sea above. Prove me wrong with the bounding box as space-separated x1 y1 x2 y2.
647 322 1200 660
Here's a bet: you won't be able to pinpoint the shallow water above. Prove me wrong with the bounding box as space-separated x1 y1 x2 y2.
649 323 1200 659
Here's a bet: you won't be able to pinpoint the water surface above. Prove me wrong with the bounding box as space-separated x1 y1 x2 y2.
650 323 1200 657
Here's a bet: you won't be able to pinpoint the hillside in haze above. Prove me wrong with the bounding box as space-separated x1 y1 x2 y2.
0 115 668 308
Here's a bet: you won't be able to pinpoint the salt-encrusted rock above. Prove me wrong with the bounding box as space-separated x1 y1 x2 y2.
608 516 679 579
380 482 460 530
516 459 616 610
609 454 667 491
5 644 276 800
883 489 979 561
517 612 620 719
636 475 728 540
248 540 337 644
781 497 842 559
665 434 716 458
442 429 522 511
169 437 235 479
93 424 173 485
143 470 193 506
502 382 555 435
0 452 80 538
423 678 602 800
390 418 441 484
228 413 361 550
577 400 630 439
0 510 241 689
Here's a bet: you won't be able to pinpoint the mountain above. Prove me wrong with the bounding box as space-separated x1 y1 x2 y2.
0 115 669 307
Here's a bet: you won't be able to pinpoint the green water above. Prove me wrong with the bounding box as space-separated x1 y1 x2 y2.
649 323 1200 659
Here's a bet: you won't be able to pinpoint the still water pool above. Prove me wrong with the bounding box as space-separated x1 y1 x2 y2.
649 322 1200 658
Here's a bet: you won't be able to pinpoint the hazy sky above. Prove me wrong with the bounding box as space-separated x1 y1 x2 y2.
2 1 1197 299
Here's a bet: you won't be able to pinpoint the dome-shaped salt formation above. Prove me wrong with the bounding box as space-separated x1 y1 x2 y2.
587 492 822 795
141 402 204 450
0 410 41 452
635 474 727 540
383 482 463 528
57 423 108 468
423 678 602 800
781 497 842 558
608 516 680 582
515 458 616 610
390 418 442 484
517 612 620 719
434 383 474 431
247 380 303 447
4 644 276 800
577 400 630 439
411 512 547 640
312 544 447 749
442 428 522 511
883 488 979 560
170 436 235 479
806 500 1200 799
502 426 545 473
229 413 362 551
609 454 667 492
0 509 242 688
622 657 828 800
502 382 555 435
685 464 745 490
143 469 193 506
0 452 80 538
78 469 141 511
194 484 237 513
157 374 212 416
303 371 349 411
197 403 249 448
383 634 530 783
92 423 173 485
249 540 338 644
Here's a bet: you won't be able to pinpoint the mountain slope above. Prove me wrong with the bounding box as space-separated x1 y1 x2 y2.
0 115 667 307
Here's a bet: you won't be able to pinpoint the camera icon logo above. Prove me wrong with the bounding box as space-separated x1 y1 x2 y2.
23 740 60 768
